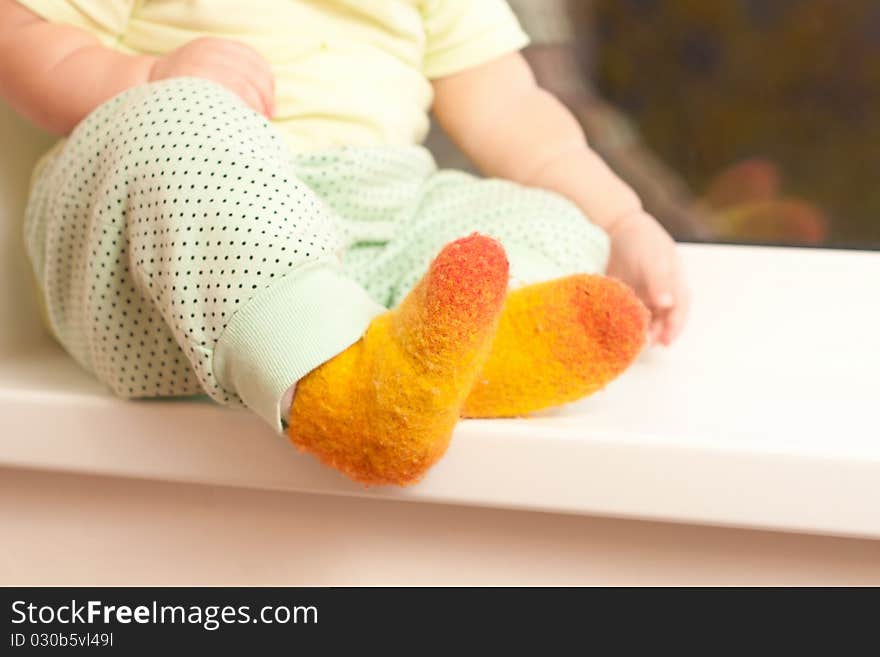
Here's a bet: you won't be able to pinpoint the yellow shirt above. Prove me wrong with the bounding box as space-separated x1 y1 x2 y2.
17 0 529 151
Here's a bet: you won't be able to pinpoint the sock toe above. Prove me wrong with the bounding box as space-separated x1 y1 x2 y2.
562 275 650 382
394 233 509 359
462 274 648 418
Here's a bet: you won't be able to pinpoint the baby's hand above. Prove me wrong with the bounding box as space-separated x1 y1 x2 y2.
149 37 275 117
605 210 690 346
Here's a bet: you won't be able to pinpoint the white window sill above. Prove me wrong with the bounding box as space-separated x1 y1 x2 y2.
2 243 879 539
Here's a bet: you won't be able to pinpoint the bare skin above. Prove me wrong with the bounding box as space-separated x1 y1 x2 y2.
0 0 688 344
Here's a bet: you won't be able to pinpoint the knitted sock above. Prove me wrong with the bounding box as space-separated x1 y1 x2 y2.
462 274 649 418
287 234 509 486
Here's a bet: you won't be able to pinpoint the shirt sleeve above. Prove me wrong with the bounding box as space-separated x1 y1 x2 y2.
14 0 135 43
421 0 530 79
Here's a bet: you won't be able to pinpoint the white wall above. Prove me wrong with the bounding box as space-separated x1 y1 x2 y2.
3 466 880 585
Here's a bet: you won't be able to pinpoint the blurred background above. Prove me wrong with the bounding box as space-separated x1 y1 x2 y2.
429 0 880 250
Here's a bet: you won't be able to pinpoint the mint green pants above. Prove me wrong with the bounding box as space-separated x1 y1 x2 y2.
25 78 609 431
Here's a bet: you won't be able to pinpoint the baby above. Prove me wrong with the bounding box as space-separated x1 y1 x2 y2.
0 0 688 485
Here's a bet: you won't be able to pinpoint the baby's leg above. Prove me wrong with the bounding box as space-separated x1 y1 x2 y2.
289 234 508 485
344 166 648 417
26 81 507 485
26 78 384 431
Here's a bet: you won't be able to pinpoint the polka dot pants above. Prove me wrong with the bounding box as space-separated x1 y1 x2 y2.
25 78 609 430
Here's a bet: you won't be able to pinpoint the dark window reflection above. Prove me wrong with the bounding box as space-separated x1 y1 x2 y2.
590 0 880 249
430 1 879 249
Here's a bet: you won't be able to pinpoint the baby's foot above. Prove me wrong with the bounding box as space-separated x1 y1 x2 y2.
462 274 649 418
288 234 509 486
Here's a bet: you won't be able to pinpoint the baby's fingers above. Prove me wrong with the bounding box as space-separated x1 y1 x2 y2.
643 250 689 346
645 260 676 314
220 49 275 117
230 78 266 116
656 267 690 346
648 312 665 345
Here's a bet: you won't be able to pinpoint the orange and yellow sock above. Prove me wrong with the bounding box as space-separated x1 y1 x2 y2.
287 234 509 486
462 274 649 418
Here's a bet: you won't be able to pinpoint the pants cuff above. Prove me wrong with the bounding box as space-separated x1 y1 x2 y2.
213 263 385 433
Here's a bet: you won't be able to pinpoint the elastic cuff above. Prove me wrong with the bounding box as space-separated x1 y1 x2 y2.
213 263 385 433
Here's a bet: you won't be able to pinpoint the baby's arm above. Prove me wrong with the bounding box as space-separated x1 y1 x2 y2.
0 0 274 135
0 0 156 134
432 53 689 345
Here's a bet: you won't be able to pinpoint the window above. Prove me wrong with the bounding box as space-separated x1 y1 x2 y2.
432 0 879 249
